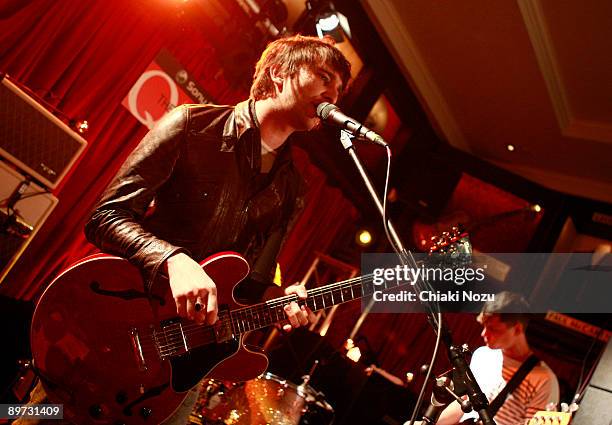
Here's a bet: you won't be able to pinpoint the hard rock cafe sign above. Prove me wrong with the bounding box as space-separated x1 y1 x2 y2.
121 49 213 129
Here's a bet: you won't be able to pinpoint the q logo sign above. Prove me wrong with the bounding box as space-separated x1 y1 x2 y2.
122 62 192 129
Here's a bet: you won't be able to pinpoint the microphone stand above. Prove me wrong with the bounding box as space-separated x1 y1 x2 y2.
337 130 495 425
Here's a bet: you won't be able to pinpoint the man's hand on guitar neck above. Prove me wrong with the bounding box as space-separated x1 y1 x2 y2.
282 282 316 331
166 253 218 325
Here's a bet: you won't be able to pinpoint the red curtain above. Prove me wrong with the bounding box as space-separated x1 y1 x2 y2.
0 0 356 299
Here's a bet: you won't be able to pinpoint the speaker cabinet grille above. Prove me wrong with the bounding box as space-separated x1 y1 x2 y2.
0 77 87 189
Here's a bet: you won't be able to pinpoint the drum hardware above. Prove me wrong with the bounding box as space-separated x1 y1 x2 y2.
191 367 334 425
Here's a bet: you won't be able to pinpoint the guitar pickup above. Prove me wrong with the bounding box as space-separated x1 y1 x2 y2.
153 319 189 360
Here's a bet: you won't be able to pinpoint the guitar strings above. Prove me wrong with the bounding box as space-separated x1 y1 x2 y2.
145 268 443 358
153 273 372 338
146 256 454 356
150 274 400 356
131 252 463 357
146 267 444 358
146 274 375 356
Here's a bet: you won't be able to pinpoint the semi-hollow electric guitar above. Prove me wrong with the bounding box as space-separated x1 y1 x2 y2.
31 232 470 424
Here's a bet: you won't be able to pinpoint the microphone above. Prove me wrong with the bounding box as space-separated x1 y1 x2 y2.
316 102 388 147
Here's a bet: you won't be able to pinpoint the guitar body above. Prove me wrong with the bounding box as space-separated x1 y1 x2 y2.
31 252 267 424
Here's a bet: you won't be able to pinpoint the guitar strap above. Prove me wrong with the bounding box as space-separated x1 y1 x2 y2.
487 354 539 416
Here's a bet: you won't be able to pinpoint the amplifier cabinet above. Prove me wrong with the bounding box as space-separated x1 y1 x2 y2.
0 77 87 189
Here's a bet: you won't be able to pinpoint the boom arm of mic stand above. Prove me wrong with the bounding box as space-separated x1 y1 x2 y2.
339 131 405 254
338 131 437 319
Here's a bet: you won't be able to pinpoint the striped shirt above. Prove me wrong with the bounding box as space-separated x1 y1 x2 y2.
460 346 559 425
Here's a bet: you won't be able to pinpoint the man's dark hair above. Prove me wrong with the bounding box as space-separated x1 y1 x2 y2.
478 291 531 328
250 34 351 100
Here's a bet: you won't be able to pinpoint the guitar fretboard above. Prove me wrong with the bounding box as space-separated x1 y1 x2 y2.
228 273 384 334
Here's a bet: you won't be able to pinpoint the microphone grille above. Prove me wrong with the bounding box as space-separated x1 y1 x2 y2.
316 102 337 119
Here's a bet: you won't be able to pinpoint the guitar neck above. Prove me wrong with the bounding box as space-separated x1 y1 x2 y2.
229 273 381 335
228 238 472 336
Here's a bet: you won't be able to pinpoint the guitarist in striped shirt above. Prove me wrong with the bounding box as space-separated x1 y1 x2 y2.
436 292 559 425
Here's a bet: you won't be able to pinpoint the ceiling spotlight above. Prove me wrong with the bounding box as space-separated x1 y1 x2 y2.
316 13 342 42
532 204 542 213
315 9 350 42
356 229 373 247
506 144 515 152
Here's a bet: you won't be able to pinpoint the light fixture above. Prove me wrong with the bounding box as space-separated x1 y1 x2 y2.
532 204 542 213
356 229 373 247
506 144 515 152
70 119 89 135
344 339 362 362
315 6 350 42
316 13 342 42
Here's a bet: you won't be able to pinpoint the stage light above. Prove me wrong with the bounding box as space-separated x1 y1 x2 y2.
506 144 515 152
315 10 350 42
344 339 361 362
76 120 88 134
318 14 339 32
70 119 89 135
532 204 542 213
347 346 361 362
316 13 341 42
356 229 372 247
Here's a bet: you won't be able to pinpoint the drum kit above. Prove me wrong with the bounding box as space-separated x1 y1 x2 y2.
188 372 334 425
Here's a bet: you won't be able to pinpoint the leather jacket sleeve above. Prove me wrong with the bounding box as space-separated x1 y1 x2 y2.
84 106 190 293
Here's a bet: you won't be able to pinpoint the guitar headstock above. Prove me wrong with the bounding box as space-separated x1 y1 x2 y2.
526 411 572 425
426 225 472 268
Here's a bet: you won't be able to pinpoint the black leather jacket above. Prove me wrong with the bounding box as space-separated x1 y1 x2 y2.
85 100 303 298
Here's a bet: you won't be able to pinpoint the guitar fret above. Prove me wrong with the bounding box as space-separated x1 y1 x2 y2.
306 298 316 311
246 311 253 331
322 292 332 307
332 288 342 304
342 288 352 302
